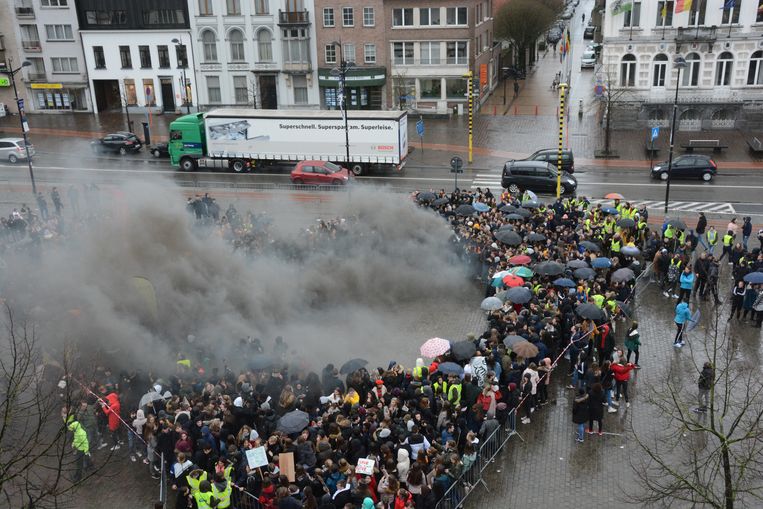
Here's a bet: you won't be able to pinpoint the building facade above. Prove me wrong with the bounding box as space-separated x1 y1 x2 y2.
1 1 31 114
189 0 320 109
8 0 90 113
76 0 195 115
601 0 763 130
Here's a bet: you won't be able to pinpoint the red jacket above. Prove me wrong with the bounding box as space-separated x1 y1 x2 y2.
476 390 502 412
394 492 413 509
610 363 634 382
102 392 121 432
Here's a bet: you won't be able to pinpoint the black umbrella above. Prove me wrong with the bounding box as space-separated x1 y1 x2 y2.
277 409 310 435
450 341 477 361
505 213 525 221
340 358 368 374
611 267 636 282
417 192 436 203
574 267 597 280
665 218 687 230
505 286 533 304
579 241 601 252
566 259 589 269
503 335 526 348
500 205 518 214
576 303 605 321
495 230 522 246
522 201 541 209
455 204 476 216
616 218 636 228
514 208 532 217
497 224 515 232
432 197 449 207
534 261 565 276
528 232 547 242
436 362 465 376
616 300 634 319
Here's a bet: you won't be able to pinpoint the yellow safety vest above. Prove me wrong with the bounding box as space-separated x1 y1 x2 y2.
193 491 215 509
610 240 621 253
186 471 208 496
592 294 605 308
638 220 647 231
670 259 682 269
678 231 686 245
707 230 718 245
211 481 232 509
433 381 448 395
413 366 427 380
723 234 733 246
448 384 462 407
604 221 614 234
664 226 674 239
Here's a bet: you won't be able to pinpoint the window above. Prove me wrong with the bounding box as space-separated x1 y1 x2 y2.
85 10 126 25
721 0 741 24
758 0 763 22
748 50 763 85
143 10 185 25
45 24 73 40
282 28 309 64
257 29 272 61
688 0 706 26
620 54 637 87
446 41 467 64
653 54 668 86
41 0 68 6
342 7 354 26
325 44 337 64
363 7 375 26
175 44 188 68
51 57 78 73
393 42 414 64
364 44 376 63
446 78 468 98
199 0 213 15
226 0 241 15
124 79 137 105
119 45 132 69
202 30 217 61
254 0 268 14
293 75 308 104
476 3 483 23
393 8 413 26
20 25 40 50
323 8 335 27
207 76 221 103
623 2 641 27
420 41 441 64
93 46 106 69
715 51 733 86
343 43 356 63
143 79 155 105
683 52 700 86
234 76 248 103
420 7 441 26
656 1 673 26
446 7 467 25
139 46 152 68
158 45 170 68
419 78 441 99
229 29 245 61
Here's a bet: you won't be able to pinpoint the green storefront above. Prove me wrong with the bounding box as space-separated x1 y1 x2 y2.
318 67 386 110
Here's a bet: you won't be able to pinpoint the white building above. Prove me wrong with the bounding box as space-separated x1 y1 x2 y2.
601 0 763 130
10 0 90 112
189 0 320 109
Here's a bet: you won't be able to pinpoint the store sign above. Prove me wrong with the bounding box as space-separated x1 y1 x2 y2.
31 83 63 89
0 77 10 87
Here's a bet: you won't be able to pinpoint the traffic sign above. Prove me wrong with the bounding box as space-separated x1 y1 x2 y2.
651 126 660 141
450 156 464 173
416 119 424 137
17 98 24 109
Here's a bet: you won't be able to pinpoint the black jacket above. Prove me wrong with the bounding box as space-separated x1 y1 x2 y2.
587 390 604 420
572 394 589 424
696 215 707 235
698 366 714 390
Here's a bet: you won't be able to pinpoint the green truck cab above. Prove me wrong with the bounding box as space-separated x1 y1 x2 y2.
168 113 206 171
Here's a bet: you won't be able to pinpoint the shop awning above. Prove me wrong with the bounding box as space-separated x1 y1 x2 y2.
318 67 386 87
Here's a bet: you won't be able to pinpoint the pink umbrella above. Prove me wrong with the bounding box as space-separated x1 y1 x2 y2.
420 337 451 358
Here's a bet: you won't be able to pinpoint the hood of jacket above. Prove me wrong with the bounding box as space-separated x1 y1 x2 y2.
676 302 689 314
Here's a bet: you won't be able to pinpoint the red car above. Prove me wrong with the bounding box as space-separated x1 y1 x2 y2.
290 160 350 185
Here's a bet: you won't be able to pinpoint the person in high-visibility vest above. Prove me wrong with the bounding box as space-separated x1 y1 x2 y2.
719 230 735 263
447 376 462 408
66 415 92 482
211 472 233 509
186 469 208 497
706 226 718 256
193 480 217 509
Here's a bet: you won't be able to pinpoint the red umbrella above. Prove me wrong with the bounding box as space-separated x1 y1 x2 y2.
509 255 531 265
605 192 624 200
502 274 524 287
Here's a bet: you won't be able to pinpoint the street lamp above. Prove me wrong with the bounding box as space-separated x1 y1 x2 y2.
329 40 354 171
171 38 191 114
0 59 37 195
663 56 687 214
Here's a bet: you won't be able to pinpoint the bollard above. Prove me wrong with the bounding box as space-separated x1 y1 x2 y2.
493 105 497 115
535 105 539 116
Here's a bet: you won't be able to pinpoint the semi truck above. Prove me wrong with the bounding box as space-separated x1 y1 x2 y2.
168 109 408 176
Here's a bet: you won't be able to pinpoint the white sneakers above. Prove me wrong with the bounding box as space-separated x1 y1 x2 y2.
608 407 618 413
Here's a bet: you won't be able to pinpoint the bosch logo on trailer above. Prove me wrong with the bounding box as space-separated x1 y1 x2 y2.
375 145 394 150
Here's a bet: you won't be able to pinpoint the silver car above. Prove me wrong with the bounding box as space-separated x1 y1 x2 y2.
0 138 35 163
580 50 597 69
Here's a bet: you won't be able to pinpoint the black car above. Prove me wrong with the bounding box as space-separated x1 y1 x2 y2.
501 160 578 195
650 155 717 182
149 143 169 158
522 148 575 174
90 132 143 155
584 25 597 39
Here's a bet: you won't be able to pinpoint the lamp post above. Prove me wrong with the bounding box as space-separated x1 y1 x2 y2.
172 37 191 114
330 41 354 170
663 56 687 214
0 59 37 195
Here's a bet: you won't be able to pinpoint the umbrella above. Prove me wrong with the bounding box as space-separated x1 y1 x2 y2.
249 355 277 371
437 362 465 376
528 232 547 242
509 254 531 265
340 358 368 374
277 409 309 435
574 267 597 280
502 274 525 288
602 207 619 215
417 192 436 203
481 296 504 311
687 309 702 332
139 390 170 409
566 259 589 269
534 261 565 276
579 241 601 252
665 218 687 230
495 230 522 246
523 190 538 202
611 268 635 282
616 300 634 319
576 303 605 321
621 245 640 257
553 277 576 288
473 202 490 212
616 218 636 228
503 335 526 348
514 207 532 217
498 224 515 232
591 257 612 269
505 286 533 304
504 213 525 221
450 341 477 361
432 197 449 207
522 201 541 209
509 266 534 278
455 204 476 216
743 272 763 284
511 341 539 358
500 204 518 213
605 192 624 199
420 337 451 358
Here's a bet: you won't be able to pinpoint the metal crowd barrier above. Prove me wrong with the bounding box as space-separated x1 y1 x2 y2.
158 453 167 508
232 489 264 509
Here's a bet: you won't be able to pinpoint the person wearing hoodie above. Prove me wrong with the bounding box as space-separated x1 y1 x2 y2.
678 265 695 303
673 301 692 348
211 471 233 509
361 497 376 509
396 448 410 485
610 359 636 408
101 392 122 451
572 389 589 443
129 408 147 462
729 280 746 321
624 322 641 368
65 414 92 482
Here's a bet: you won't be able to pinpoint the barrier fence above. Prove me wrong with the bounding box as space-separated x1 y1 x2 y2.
232 489 264 509
158 453 167 508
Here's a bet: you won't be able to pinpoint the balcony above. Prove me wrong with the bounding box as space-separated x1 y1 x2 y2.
21 40 42 52
27 72 47 81
675 26 717 51
15 5 35 18
278 10 310 25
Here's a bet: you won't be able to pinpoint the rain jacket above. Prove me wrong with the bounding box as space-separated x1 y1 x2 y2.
674 302 692 325
66 416 90 454
102 392 121 432
679 271 695 290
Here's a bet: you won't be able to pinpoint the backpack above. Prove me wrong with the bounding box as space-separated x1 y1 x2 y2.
667 264 680 283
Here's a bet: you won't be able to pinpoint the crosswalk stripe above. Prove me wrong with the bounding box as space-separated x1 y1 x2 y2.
671 202 702 211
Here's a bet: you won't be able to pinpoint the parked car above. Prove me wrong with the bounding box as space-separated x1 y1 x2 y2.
581 50 597 69
290 160 350 185
587 42 603 56
650 155 717 181
149 143 169 158
0 137 35 163
522 148 575 174
90 132 143 155
584 25 597 39
501 160 577 195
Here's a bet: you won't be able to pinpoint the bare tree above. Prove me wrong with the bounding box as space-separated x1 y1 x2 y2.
629 305 763 509
596 67 633 157
494 0 562 71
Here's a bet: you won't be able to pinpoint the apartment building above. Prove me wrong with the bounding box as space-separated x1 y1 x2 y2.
1 1 31 114
601 0 763 129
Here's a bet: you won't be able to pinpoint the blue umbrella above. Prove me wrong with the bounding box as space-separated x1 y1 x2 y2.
437 362 465 376
602 207 619 215
743 272 763 284
591 257 612 269
621 245 640 257
553 277 576 288
473 202 490 212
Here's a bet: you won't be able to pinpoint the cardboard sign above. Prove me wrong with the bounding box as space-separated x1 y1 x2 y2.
246 446 268 469
356 458 375 476
278 452 295 482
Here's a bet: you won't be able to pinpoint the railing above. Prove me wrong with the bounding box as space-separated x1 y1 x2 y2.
392 58 468 66
278 10 309 24
232 490 264 509
27 72 47 81
15 6 35 17
21 40 41 51
675 26 716 42
158 453 167 508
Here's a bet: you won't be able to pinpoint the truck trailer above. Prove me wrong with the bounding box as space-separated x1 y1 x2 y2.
168 109 408 176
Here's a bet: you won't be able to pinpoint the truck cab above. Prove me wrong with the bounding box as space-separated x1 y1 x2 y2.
168 113 206 171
